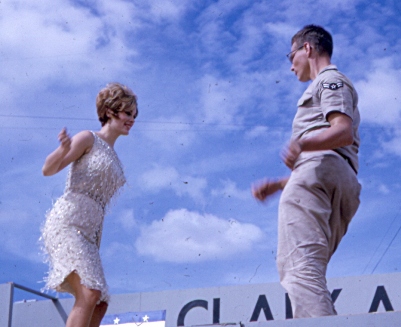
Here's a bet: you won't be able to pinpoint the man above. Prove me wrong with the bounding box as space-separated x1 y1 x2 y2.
252 25 361 318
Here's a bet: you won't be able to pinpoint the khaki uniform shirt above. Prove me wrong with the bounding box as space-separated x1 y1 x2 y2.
292 64 360 173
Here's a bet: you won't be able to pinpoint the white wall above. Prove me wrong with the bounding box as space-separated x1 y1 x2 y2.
4 272 401 326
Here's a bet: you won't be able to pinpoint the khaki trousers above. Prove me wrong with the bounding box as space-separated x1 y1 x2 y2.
277 153 361 318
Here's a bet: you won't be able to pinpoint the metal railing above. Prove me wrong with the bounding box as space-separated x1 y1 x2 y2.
4 282 67 327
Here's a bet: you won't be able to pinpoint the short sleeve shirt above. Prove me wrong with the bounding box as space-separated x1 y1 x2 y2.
292 65 360 173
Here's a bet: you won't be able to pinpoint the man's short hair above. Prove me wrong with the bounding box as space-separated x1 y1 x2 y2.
292 25 333 58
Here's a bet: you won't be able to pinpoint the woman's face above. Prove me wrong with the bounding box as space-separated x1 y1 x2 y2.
109 107 137 135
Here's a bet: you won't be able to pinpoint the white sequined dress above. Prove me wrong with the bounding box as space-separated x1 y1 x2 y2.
41 131 125 303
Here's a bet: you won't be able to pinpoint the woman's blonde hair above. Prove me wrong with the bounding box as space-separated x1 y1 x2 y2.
96 82 138 126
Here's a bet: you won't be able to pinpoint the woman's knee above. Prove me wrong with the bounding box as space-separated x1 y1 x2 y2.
66 272 102 306
82 288 102 306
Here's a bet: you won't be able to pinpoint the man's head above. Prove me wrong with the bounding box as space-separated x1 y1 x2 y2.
291 25 333 58
288 25 333 82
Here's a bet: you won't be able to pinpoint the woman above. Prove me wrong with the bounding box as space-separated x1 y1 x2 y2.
41 82 138 327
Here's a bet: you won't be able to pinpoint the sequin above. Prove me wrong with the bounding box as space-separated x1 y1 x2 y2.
41 132 126 303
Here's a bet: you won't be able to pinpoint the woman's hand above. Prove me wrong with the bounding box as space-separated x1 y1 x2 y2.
58 128 71 155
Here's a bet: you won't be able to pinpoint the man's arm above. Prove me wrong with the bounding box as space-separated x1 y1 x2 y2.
283 112 353 169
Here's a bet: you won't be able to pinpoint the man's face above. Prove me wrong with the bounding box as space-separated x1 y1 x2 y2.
290 42 311 82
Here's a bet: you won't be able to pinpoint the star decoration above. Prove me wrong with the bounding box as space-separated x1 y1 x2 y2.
143 315 149 322
114 317 120 324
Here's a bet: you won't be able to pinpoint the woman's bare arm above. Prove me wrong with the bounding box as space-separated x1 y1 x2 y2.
42 129 94 176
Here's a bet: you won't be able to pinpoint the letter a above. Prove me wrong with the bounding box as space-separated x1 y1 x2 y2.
250 295 274 321
369 286 394 313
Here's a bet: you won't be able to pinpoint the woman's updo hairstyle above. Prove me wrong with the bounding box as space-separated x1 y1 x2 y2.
96 82 138 126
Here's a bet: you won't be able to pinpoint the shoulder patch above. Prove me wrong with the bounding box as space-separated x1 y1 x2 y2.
322 82 344 90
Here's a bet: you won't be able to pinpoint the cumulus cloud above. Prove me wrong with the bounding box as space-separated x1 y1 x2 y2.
118 209 137 230
199 71 283 127
245 125 269 139
195 3 295 127
383 130 401 157
355 58 401 126
140 115 198 150
102 241 135 260
378 184 390 195
0 0 139 89
279 0 360 23
140 166 207 203
135 208 264 263
354 57 401 157
200 75 243 126
147 0 190 20
0 209 41 262
211 180 250 201
265 22 295 40
0 0 193 97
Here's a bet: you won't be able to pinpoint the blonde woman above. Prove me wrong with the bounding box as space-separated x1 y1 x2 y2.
41 83 138 327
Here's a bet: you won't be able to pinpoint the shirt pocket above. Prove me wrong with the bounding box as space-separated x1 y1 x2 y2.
297 93 313 107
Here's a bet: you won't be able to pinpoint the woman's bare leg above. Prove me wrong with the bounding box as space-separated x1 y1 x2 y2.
65 272 102 327
89 301 108 327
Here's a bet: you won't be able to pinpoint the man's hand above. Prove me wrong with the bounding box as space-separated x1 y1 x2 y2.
281 113 353 170
252 178 289 202
281 138 302 170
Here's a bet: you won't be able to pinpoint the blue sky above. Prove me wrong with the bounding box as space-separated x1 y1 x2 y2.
1 0 401 301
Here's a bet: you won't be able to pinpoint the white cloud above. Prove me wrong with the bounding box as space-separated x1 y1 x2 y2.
118 209 137 230
0 0 192 86
245 125 269 139
353 57 401 157
140 115 197 150
147 0 189 21
279 0 361 22
140 166 207 203
189 150 262 175
265 22 295 40
200 75 243 126
199 71 284 127
378 184 390 195
102 241 135 260
355 58 401 126
135 208 263 263
303 0 360 11
383 130 401 157
0 209 41 262
0 0 140 92
211 180 250 201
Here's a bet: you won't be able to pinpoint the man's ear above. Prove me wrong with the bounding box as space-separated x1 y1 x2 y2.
304 42 312 56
